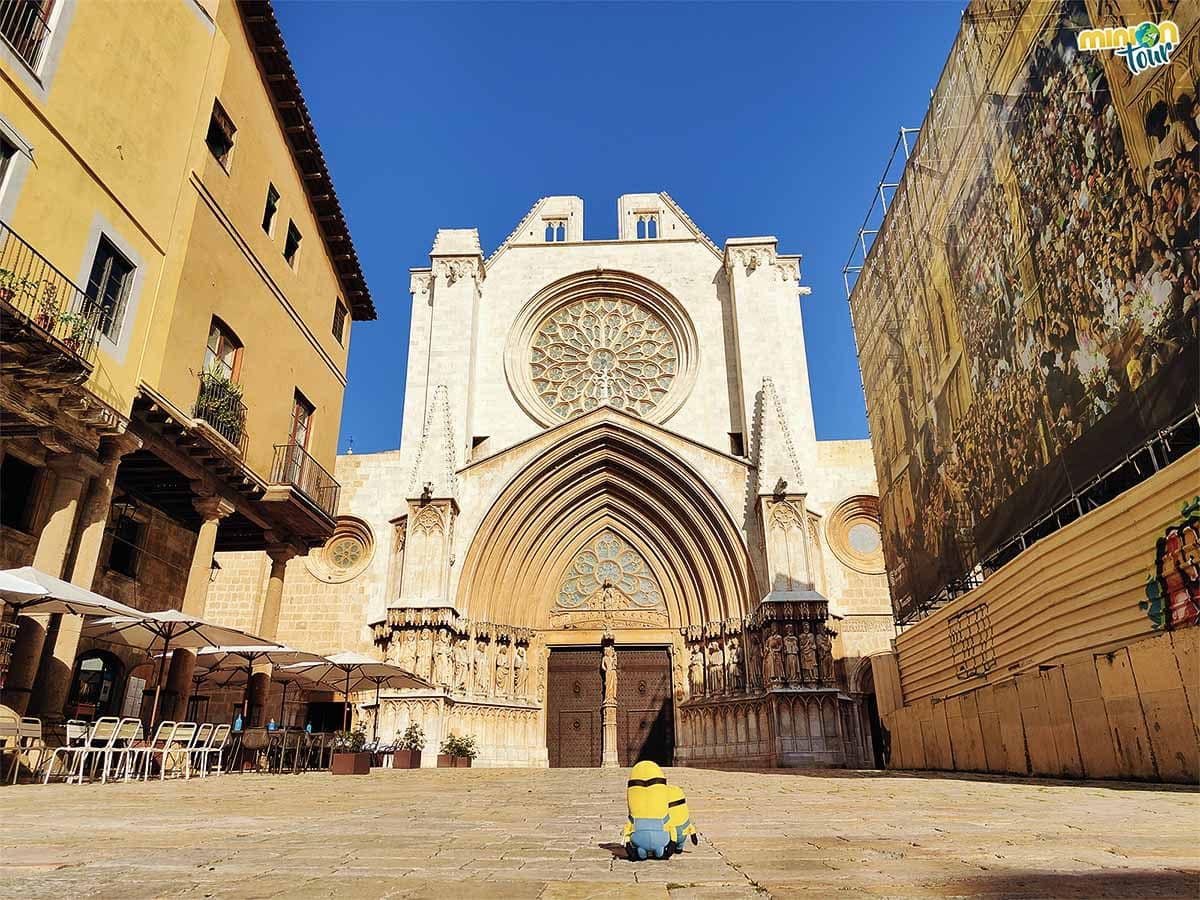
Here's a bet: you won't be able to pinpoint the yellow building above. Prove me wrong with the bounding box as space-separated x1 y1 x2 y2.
0 0 374 721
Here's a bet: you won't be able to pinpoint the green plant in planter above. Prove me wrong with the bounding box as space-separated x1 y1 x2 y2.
398 723 426 751
0 269 41 308
332 727 367 753
197 366 246 436
439 733 478 760
57 310 92 346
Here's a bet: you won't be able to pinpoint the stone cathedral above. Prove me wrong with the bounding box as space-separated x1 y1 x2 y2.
237 194 895 767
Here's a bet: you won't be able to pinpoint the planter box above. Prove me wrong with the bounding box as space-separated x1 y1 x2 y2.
437 754 472 768
331 751 372 775
392 749 422 769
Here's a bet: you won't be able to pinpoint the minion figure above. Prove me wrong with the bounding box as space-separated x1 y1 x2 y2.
665 784 698 851
623 760 672 860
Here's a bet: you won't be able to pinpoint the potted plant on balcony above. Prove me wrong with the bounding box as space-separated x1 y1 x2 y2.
0 269 41 313
197 365 246 442
330 726 371 775
437 733 477 768
57 310 92 353
393 723 425 769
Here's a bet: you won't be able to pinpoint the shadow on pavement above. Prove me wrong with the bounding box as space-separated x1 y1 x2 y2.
938 869 1200 898
675 765 1199 794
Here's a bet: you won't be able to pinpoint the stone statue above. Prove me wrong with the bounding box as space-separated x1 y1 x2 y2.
432 628 452 686
764 627 784 685
452 637 469 691
817 630 835 684
473 639 489 694
385 634 401 665
537 651 547 702
601 644 618 703
398 629 417 672
514 645 528 697
725 636 742 693
494 643 511 696
798 622 818 684
783 625 801 684
688 645 705 698
746 632 761 690
416 627 433 681
706 640 724 695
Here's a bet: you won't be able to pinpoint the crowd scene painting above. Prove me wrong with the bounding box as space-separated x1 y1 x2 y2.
862 1 1199 621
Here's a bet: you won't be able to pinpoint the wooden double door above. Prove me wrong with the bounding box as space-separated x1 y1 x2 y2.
546 646 673 768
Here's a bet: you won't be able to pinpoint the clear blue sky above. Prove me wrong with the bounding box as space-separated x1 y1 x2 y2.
274 1 964 454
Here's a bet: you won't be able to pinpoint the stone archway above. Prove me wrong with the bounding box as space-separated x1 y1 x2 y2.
453 414 757 766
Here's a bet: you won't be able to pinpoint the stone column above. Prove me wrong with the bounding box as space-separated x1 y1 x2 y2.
165 492 235 721
256 544 297 641
34 434 142 719
247 544 296 725
600 644 619 768
181 492 235 617
2 452 90 714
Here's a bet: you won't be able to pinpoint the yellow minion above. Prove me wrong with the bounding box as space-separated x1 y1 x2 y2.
623 760 672 859
665 784 698 851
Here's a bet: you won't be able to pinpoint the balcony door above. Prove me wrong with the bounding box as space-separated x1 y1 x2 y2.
284 390 315 485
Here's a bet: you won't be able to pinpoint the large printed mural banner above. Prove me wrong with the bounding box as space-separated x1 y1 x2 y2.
850 0 1199 622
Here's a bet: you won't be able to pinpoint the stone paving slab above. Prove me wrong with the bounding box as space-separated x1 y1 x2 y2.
0 767 1196 898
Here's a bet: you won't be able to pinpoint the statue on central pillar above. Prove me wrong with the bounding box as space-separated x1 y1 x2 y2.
601 643 619 768
799 622 818 684
783 624 801 685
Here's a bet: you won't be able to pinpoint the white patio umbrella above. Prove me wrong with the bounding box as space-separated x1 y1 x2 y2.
193 645 326 722
0 566 142 617
194 659 326 726
84 610 273 728
282 651 431 735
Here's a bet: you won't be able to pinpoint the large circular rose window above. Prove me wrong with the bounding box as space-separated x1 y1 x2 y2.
529 298 679 420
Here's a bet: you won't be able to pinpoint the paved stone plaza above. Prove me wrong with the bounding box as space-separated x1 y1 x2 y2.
1 767 1196 899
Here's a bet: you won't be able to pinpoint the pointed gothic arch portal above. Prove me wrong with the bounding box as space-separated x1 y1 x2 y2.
456 417 758 634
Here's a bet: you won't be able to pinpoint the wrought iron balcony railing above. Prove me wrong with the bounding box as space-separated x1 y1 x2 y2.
193 372 248 455
0 0 52 72
271 442 340 519
0 221 103 366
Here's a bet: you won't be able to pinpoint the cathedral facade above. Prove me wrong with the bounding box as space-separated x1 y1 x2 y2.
239 194 894 767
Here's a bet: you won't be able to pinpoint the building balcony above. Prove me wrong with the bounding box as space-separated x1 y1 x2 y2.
192 372 248 456
0 221 124 448
0 221 103 374
263 441 340 536
0 0 53 73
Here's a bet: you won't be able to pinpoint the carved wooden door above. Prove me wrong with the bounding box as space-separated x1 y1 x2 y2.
615 647 674 767
545 648 603 767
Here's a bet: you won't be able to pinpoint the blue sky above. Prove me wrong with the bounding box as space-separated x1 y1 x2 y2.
274 1 964 454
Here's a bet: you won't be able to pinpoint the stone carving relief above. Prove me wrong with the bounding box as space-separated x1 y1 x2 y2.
551 531 668 628
530 297 678 420
678 598 838 701
373 606 538 705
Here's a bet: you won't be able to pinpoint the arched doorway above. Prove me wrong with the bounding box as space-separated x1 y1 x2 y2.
68 650 124 719
856 658 888 769
455 412 758 767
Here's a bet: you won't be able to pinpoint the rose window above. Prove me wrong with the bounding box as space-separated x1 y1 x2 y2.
530 298 678 419
556 531 663 610
329 537 363 569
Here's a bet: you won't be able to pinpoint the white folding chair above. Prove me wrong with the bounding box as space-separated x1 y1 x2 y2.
101 718 143 783
8 718 48 784
196 724 230 777
134 721 176 781
187 723 214 778
44 717 121 784
0 715 19 785
157 722 198 780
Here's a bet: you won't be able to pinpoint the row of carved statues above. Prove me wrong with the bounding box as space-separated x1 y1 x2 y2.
684 620 835 699
380 626 544 703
